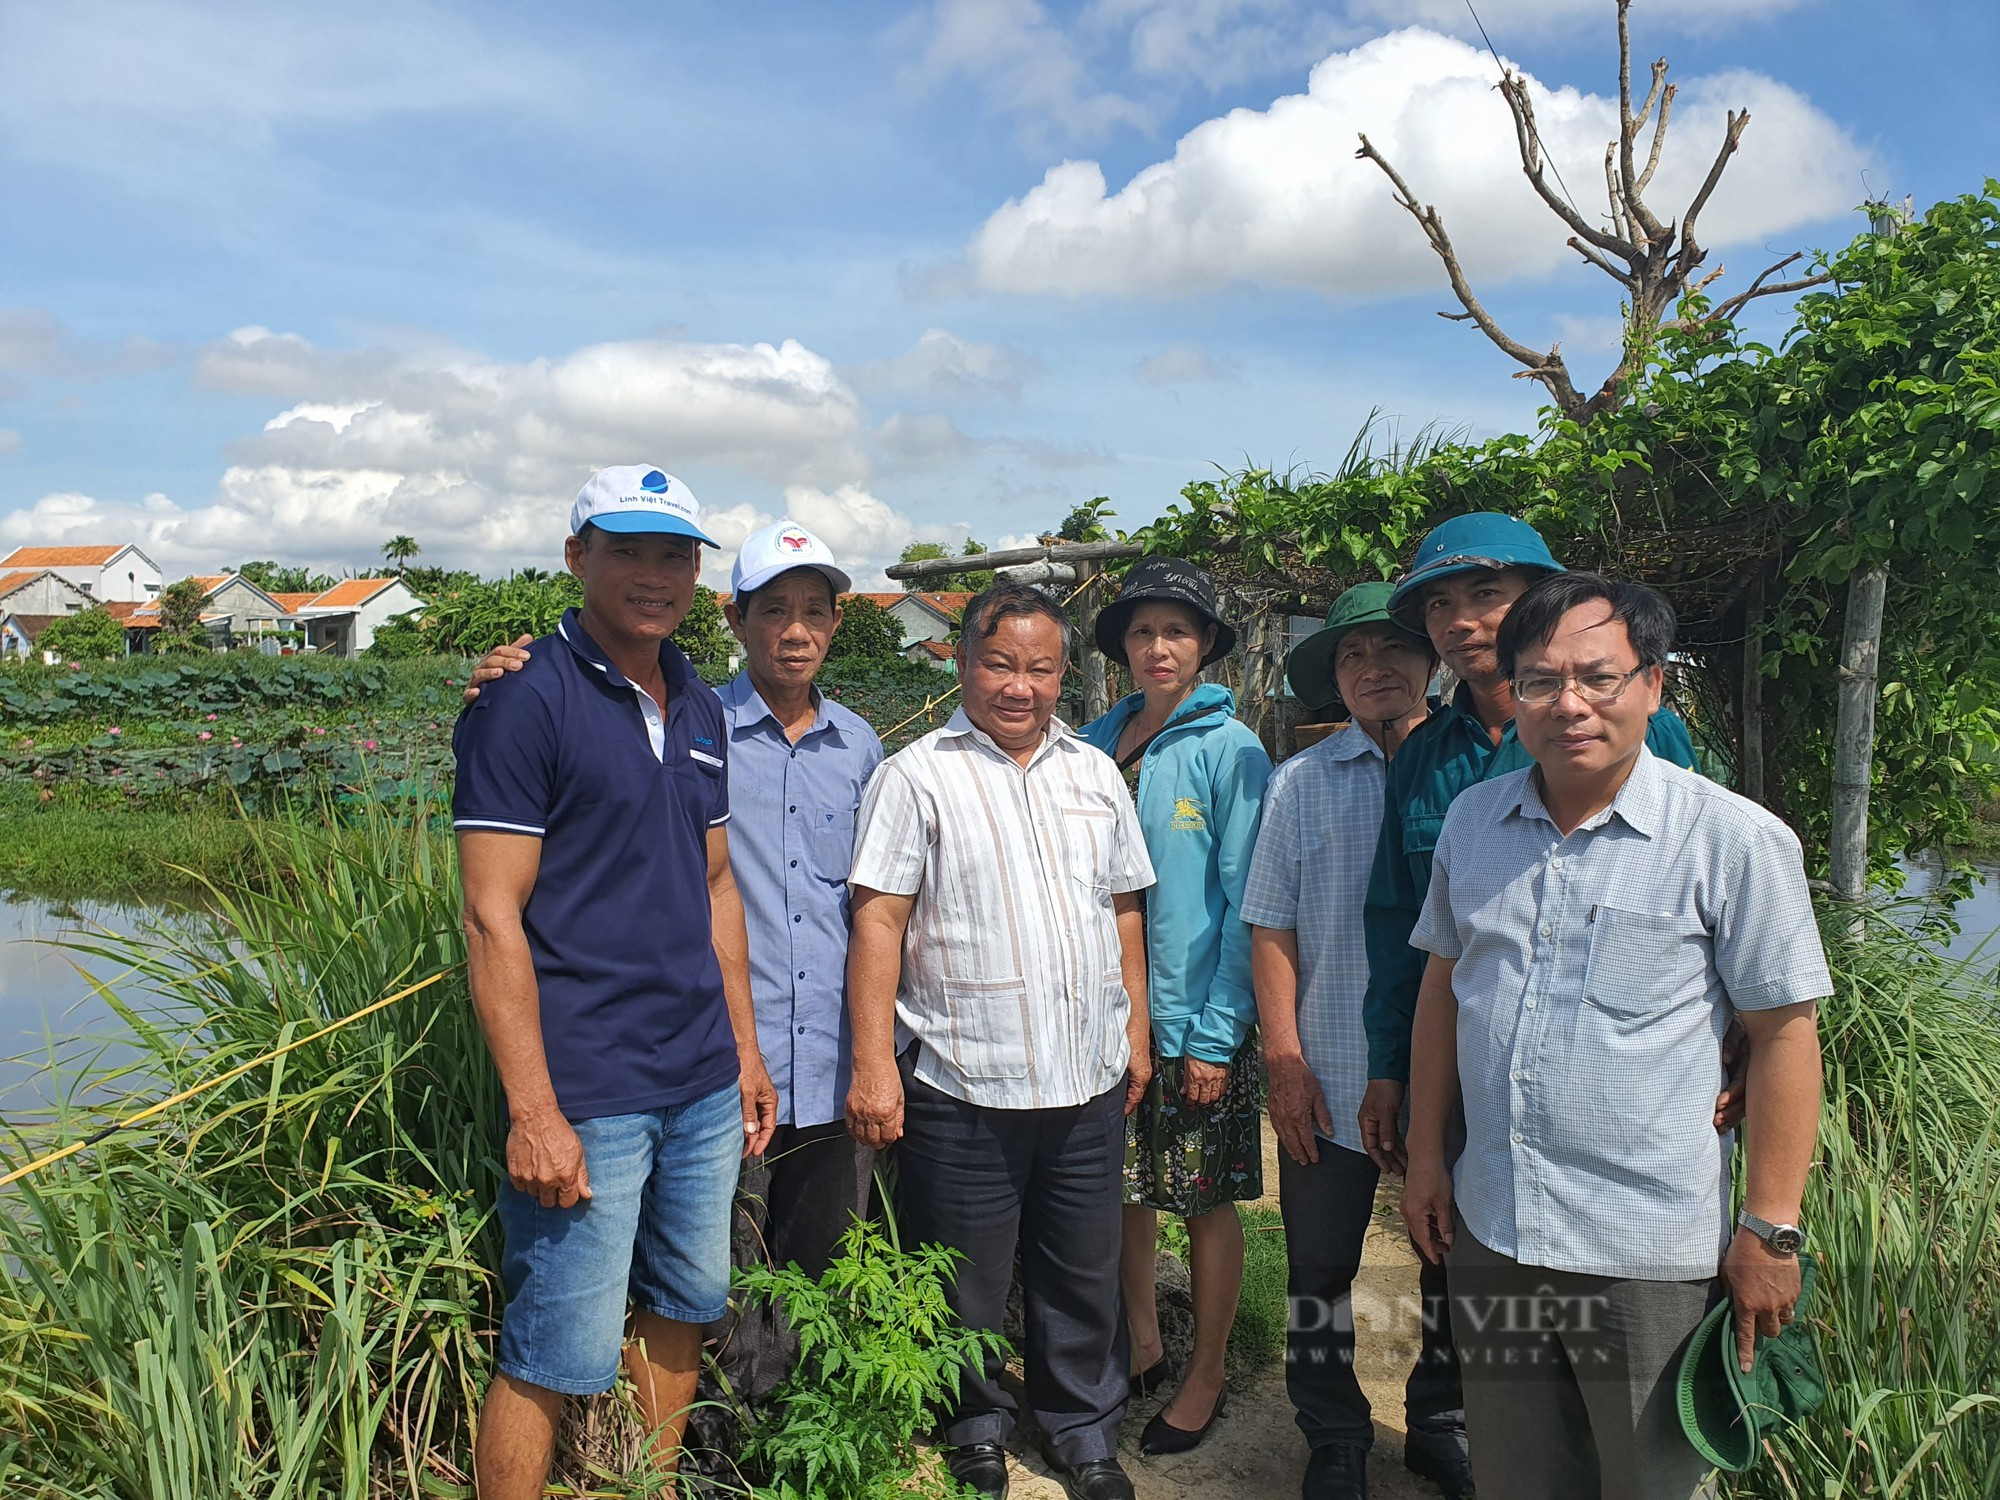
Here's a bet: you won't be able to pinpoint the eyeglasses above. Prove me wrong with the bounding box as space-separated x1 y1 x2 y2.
1511 666 1647 706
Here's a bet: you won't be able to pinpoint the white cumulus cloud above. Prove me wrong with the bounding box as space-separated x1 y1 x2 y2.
852 328 1042 401
0 327 926 584
965 28 1866 298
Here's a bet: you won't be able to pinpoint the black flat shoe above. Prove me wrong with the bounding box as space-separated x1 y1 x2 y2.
1128 1354 1177 1398
1137 1386 1226 1455
1403 1428 1475 1500
1039 1451 1136 1500
945 1440 1010 1499
1303 1442 1368 1500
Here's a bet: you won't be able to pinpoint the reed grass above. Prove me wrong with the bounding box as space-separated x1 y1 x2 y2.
0 805 1994 1497
1724 914 2000 1499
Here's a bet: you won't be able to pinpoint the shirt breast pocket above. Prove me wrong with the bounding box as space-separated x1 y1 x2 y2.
1059 800 1118 889
810 807 857 882
1582 906 1705 1019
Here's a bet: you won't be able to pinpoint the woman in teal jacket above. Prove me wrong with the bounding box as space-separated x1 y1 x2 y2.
1081 557 1272 1456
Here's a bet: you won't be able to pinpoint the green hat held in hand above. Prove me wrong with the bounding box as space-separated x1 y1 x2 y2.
1678 1250 1828 1472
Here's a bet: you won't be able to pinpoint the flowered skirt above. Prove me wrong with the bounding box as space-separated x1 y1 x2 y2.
1123 1032 1264 1218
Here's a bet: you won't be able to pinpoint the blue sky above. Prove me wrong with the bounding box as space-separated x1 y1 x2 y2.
1 0 1993 586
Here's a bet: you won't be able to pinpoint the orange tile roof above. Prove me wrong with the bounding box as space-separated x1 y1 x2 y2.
912 639 955 659
186 575 231 593
270 592 320 612
309 577 398 608
101 601 161 627
0 570 43 599
851 591 969 617
0 544 128 567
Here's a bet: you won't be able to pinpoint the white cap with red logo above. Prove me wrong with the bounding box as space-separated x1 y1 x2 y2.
730 521 852 598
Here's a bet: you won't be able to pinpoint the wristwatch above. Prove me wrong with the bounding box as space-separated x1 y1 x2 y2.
1737 1209 1806 1255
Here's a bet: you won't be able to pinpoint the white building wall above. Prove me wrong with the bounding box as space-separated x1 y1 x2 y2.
0 574 92 615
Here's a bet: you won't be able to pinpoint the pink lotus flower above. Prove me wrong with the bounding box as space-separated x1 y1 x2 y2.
312 726 326 735
198 731 213 741
107 726 121 736
231 738 242 748
363 739 378 751
205 713 217 721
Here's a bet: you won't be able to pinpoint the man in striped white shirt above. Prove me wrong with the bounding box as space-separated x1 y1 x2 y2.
846 582 1156 1500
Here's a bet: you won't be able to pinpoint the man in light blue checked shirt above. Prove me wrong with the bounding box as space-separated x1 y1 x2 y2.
1245 581 1466 1500
1400 572 1828 1500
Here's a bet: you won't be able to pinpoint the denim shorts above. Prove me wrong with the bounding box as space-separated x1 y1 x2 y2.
494 1080 742 1395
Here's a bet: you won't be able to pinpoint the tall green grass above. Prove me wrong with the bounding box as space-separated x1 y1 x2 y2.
0 799 502 1498
1725 915 2000 1500
2 804 1995 1497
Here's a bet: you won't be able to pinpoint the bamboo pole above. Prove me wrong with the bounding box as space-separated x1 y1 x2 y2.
1829 563 1888 914
1076 559 1110 724
1741 572 1765 805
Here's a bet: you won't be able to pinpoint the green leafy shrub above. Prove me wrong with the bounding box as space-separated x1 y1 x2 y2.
824 595 909 669
738 1217 1006 1500
33 607 127 663
364 610 433 659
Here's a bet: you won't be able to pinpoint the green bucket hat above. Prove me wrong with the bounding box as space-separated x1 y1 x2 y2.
1285 581 1436 714
1677 1251 1827 1473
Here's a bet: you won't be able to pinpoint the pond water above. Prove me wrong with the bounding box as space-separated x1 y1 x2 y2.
2 861 1995 1119
0 898 150 1120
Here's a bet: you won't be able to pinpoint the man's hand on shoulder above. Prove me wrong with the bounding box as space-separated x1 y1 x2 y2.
507 1105 591 1209
463 634 534 706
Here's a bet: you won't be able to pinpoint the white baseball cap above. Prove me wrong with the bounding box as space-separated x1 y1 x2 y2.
730 521 852 598
570 465 717 546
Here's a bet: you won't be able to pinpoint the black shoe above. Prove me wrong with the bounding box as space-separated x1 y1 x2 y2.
945 1440 1010 1499
1039 1445 1136 1500
1137 1386 1226 1455
1128 1354 1177 1399
1302 1443 1369 1500
1403 1428 1475 1500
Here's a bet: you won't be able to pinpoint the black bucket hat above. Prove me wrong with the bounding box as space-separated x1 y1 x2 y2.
1092 556 1237 668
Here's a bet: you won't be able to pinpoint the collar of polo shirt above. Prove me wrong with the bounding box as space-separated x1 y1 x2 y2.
558 610 701 692
1509 744 1665 839
939 705 1071 763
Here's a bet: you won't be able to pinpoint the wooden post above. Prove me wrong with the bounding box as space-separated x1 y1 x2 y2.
1740 572 1765 805
1076 559 1110 724
1830 563 1888 916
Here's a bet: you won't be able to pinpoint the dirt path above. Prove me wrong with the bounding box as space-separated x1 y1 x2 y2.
987 1124 1444 1500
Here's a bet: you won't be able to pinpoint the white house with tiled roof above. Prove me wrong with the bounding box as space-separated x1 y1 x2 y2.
0 544 161 602
287 576 425 658
852 591 969 652
126 574 293 647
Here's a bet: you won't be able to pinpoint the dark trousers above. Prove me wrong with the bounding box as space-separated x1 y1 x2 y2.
1448 1219 1717 1500
896 1057 1130 1466
708 1120 875 1407
1279 1139 1464 1451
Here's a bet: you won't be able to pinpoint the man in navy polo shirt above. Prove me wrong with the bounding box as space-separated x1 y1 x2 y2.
455 464 778 1500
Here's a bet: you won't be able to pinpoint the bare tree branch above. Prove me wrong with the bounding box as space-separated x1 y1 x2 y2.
1357 134 1584 413
1699 254 1832 325
1614 1 1668 244
1352 7 1819 422
1679 108 1751 258
1570 235 1635 288
1636 76 1675 196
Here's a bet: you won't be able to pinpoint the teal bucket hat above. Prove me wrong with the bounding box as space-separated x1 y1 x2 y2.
1286 580 1435 714
1386 512 1565 630
1677 1251 1828 1473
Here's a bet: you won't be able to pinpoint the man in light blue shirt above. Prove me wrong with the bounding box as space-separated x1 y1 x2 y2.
1400 573 1828 1500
